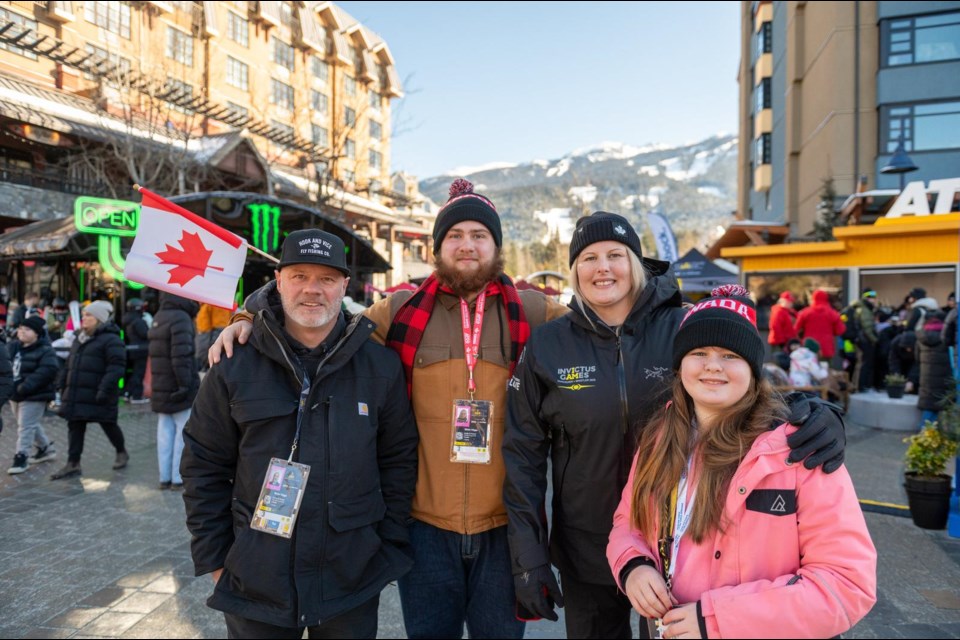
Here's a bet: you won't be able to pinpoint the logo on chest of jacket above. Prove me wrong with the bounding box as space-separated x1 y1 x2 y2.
358 402 368 416
556 364 597 390
745 489 797 516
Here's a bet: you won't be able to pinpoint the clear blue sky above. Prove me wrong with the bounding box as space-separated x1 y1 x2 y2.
337 1 741 180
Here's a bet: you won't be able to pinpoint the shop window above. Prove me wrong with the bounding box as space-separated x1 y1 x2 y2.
881 100 960 152
0 8 38 59
882 11 960 67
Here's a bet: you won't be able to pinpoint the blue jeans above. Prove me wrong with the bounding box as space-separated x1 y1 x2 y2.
157 408 189 483
398 520 524 639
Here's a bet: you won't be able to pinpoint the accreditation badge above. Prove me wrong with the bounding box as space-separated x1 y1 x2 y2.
450 399 493 464
250 457 311 538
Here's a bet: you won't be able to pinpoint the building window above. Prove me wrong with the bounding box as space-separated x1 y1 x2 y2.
756 77 771 112
369 90 380 111
369 150 382 170
881 100 960 152
165 78 193 113
84 1 131 39
755 133 771 165
311 124 329 147
227 101 249 119
279 1 296 30
227 11 249 47
344 138 355 159
226 56 249 90
270 120 295 146
369 120 382 140
311 90 329 114
344 106 356 127
0 9 38 60
756 21 772 60
166 26 194 66
273 37 295 71
344 75 357 96
883 11 960 67
83 44 131 81
270 79 295 110
343 170 355 184
230 0 248 10
311 56 329 82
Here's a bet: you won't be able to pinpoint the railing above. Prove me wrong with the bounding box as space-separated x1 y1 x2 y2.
0 164 112 197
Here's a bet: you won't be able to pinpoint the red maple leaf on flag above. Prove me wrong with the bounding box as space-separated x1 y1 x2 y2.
155 231 224 287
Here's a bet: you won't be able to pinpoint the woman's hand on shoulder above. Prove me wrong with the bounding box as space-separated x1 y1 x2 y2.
208 320 252 366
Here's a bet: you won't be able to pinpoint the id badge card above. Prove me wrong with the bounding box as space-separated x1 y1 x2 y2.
250 457 311 538
450 399 493 464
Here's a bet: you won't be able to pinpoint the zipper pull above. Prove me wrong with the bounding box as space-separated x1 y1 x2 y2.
556 423 566 448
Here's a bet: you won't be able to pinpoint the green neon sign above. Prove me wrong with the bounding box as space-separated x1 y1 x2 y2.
248 202 281 253
74 197 140 237
98 236 144 290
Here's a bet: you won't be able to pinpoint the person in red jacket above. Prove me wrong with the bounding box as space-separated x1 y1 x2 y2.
795 289 845 360
767 291 797 352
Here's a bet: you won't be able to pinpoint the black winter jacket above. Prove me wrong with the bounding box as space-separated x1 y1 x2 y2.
0 342 13 408
181 302 418 628
123 310 150 360
148 294 200 414
503 258 686 585
9 337 58 402
888 331 920 390
917 313 954 411
57 322 126 423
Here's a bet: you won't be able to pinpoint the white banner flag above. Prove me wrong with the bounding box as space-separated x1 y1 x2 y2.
647 212 679 263
124 187 247 308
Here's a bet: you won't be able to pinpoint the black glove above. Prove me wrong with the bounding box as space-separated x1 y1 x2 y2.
514 564 564 621
783 392 846 473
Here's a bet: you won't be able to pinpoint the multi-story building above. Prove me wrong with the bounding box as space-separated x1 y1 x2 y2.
737 0 960 234
0 0 430 302
722 0 959 324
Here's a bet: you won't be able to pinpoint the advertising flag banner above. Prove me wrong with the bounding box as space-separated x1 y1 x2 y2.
647 212 680 263
124 187 247 308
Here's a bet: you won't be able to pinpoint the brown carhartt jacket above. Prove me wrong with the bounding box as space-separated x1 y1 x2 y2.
365 288 568 534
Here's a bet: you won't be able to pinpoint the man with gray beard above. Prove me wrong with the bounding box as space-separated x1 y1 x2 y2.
181 229 418 638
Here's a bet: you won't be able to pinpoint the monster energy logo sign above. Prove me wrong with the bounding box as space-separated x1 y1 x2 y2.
248 203 281 253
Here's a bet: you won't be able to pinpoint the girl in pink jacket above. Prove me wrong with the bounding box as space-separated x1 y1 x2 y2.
607 285 876 639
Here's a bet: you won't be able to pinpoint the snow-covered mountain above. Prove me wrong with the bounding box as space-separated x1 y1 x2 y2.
419 134 738 253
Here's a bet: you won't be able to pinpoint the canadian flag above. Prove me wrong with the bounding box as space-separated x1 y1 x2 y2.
124 187 247 308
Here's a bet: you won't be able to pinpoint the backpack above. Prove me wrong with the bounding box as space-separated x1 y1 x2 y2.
840 304 861 342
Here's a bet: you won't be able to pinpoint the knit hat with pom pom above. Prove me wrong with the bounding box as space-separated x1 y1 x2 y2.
672 284 764 379
432 178 502 252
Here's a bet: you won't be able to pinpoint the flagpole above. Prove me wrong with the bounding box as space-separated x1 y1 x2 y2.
133 184 279 264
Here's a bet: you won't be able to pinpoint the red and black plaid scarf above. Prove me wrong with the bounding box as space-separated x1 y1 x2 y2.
385 272 530 397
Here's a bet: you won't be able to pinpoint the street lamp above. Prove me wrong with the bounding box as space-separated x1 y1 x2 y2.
880 136 918 191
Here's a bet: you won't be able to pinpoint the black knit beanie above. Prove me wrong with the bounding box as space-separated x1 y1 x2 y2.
20 315 46 336
432 179 502 252
568 212 643 267
673 284 764 379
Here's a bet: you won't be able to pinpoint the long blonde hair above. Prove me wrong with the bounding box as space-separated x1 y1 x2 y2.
629 374 786 544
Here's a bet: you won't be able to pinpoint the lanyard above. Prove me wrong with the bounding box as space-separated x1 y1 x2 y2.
459 292 487 399
288 371 311 462
659 456 696 589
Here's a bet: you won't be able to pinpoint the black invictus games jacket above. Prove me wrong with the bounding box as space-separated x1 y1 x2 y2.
503 258 686 585
180 298 418 628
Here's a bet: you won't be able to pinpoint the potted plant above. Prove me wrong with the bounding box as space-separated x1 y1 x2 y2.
884 372 907 399
903 420 958 529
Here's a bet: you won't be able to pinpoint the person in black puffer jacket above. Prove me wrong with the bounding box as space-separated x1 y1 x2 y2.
122 298 150 403
916 308 955 429
0 332 13 436
6 315 57 474
148 293 200 490
51 300 128 480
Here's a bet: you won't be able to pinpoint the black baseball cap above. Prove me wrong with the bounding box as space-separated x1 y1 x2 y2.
277 229 350 277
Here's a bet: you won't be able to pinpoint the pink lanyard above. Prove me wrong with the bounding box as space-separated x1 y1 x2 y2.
459 292 487 399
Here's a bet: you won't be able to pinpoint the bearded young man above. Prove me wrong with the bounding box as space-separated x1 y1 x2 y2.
211 180 849 639
181 229 418 639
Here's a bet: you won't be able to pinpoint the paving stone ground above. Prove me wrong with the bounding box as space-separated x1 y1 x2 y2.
0 400 958 638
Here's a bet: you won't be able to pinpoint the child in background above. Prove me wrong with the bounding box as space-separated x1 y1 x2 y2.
607 285 876 639
6 316 58 474
789 338 829 386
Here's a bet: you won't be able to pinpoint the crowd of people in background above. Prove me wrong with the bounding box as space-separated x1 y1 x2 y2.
766 285 958 430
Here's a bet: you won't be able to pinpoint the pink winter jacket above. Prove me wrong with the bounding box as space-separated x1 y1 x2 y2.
607 423 877 639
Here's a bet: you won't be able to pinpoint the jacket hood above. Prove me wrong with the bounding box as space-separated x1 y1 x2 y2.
913 297 940 311
92 321 122 337
812 290 831 305
567 257 682 335
159 292 201 317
